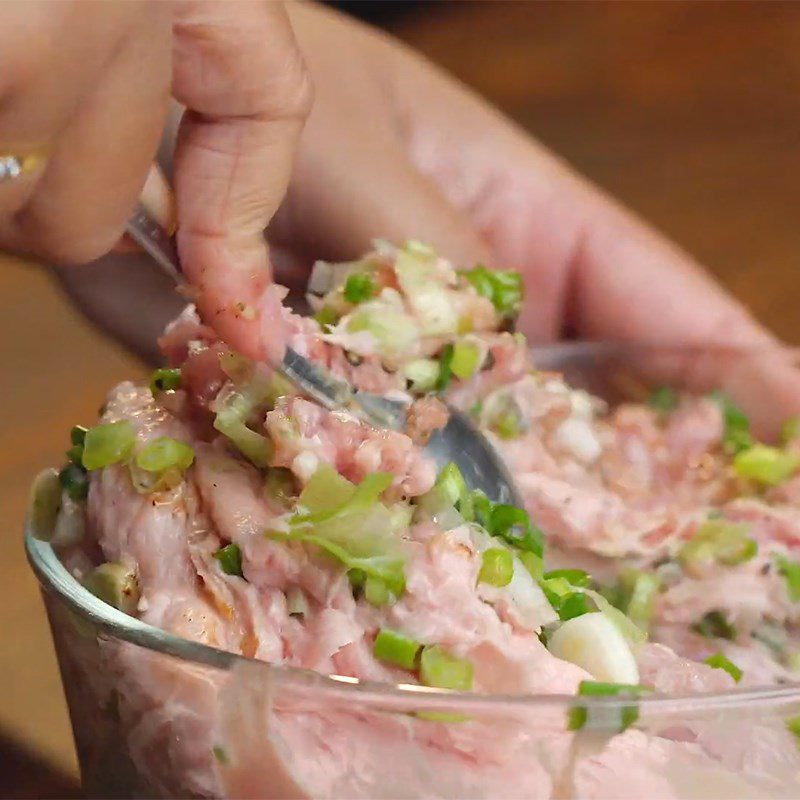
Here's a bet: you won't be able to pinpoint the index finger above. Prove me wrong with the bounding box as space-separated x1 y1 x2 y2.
172 0 312 363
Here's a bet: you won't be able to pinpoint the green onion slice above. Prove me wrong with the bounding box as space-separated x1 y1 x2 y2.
150 367 182 394
450 341 482 380
344 272 378 304
478 548 514 587
733 444 800 486
776 555 800 602
486 502 544 558
70 425 88 446
82 421 136 471
27 468 63 541
135 437 195 473
214 543 243 577
83 562 140 614
679 520 758 570
712 391 752 454
704 651 743 682
692 610 736 640
271 467 406 597
567 681 649 733
543 569 591 587
373 628 422 670
419 646 473 691
461 265 523 318
59 463 89 502
436 344 455 391
786 714 800 743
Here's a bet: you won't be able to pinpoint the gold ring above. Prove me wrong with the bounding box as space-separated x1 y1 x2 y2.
0 154 43 183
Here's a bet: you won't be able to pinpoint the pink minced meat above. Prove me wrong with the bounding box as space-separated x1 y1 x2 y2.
57 240 800 797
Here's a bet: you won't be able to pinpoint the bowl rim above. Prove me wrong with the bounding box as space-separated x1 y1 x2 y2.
26 530 800 715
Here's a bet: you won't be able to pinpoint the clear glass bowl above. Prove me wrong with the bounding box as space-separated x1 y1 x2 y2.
26 342 800 799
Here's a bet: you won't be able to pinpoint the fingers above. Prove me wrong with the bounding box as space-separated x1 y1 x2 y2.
172 0 312 363
0 2 171 264
380 36 775 348
273 0 492 279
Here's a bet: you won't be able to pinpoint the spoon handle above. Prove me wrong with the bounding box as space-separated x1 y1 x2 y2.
125 205 408 431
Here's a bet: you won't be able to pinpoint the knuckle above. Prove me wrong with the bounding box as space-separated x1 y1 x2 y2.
264 53 314 122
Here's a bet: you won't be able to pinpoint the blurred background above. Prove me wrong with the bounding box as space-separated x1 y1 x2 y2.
3 2 800 796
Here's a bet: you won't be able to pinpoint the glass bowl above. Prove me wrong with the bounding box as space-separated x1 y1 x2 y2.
26 342 800 799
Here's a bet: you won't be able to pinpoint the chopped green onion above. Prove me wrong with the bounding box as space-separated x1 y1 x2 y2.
492 409 524 440
419 646 473 691
436 462 468 508
692 610 735 640
59 463 89 501
782 416 800 445
461 265 494 301
135 437 194 473
711 391 752 454
518 551 543 580
150 367 182 394
436 344 455 391
298 464 356 514
540 576 572 606
540 576 594 620
404 240 436 259
679 520 758 570
733 444 800 486
776 555 800 602
212 745 229 765
264 467 296 509
348 568 367 590
478 548 514 587
27 468 62 541
213 385 273 468
543 569 591 588
274 468 406 597
404 358 441 392
618 569 661 630
83 562 139 614
82 421 136 471
373 628 422 670
313 305 340 331
558 593 592 621
214 543 243 577
487 502 544 558
491 270 524 318
70 425 88 446
704 651 743 682
567 681 648 732
461 265 523 318
346 307 421 361
577 680 649 697
344 272 378 304
66 444 84 465
450 341 481 380
648 386 678 413
364 576 395 607
786 715 800 744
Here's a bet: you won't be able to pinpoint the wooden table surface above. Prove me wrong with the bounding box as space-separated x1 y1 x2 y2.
3 3 800 796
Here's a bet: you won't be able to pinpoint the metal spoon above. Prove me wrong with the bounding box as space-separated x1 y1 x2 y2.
126 204 523 505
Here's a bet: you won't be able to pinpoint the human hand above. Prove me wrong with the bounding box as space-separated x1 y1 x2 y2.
2 0 311 362
57 1 773 364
